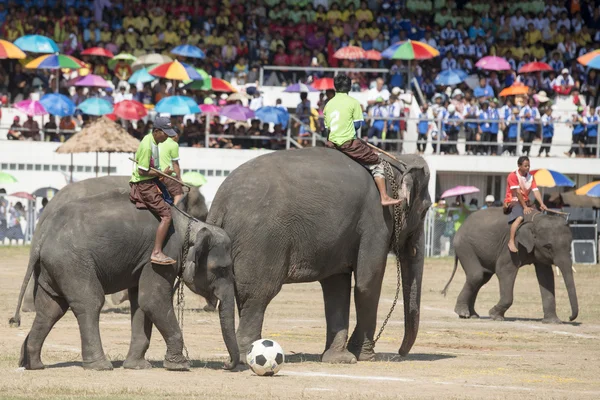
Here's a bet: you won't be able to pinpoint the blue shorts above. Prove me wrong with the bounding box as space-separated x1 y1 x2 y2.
507 203 524 224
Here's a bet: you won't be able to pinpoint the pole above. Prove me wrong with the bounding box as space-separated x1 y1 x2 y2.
406 60 412 93
259 67 264 87
412 77 426 105
70 153 73 183
516 119 522 156
108 152 111 175
436 116 442 155
205 112 211 148
128 157 194 188
362 140 402 162
286 122 291 150
95 152 99 177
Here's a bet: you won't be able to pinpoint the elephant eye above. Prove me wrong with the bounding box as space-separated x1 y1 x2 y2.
543 243 552 250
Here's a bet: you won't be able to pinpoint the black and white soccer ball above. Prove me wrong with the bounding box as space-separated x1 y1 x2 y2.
246 339 285 376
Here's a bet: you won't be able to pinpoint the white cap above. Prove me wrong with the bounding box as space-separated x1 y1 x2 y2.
561 68 569 74
391 87 402 95
452 88 464 97
485 195 495 203
447 104 456 113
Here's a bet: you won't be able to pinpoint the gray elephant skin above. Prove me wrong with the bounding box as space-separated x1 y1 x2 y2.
442 208 578 323
207 147 431 363
10 186 238 371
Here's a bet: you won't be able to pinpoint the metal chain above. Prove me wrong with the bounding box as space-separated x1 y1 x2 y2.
373 161 404 344
176 218 192 360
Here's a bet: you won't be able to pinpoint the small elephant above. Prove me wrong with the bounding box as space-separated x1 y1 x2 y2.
442 208 578 323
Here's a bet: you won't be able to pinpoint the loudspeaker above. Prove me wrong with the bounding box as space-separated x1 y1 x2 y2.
571 240 597 264
570 224 598 241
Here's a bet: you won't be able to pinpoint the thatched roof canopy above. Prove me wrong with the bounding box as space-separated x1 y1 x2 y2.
56 117 140 154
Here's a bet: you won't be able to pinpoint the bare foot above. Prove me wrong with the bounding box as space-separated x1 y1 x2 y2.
151 252 176 265
381 197 402 206
508 241 518 253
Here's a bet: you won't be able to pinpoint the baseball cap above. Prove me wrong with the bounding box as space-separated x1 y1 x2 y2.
154 116 177 137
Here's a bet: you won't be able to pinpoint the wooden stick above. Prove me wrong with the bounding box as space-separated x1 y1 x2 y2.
362 140 401 162
129 157 193 189
545 209 570 216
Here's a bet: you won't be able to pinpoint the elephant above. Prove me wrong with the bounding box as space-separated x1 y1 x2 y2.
207 147 431 363
10 187 239 371
441 208 578 323
19 176 213 313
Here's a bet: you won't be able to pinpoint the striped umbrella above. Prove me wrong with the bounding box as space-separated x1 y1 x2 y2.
531 169 575 188
577 50 600 69
333 46 366 60
0 39 26 59
25 54 86 69
149 60 202 81
382 40 440 60
575 181 600 197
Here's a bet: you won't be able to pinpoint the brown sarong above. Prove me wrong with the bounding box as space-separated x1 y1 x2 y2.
325 139 379 165
129 179 171 219
161 175 183 197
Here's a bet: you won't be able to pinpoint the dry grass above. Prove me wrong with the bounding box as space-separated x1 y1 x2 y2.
1 248 599 400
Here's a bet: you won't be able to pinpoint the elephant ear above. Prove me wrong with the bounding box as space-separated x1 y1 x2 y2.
516 222 535 253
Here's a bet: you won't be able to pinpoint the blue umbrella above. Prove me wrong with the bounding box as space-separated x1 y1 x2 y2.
434 69 468 86
171 45 206 59
156 96 200 116
128 68 156 85
14 35 59 53
77 98 114 116
40 93 75 117
255 106 289 128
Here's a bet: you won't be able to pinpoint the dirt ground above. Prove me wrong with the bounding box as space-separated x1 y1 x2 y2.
0 246 599 400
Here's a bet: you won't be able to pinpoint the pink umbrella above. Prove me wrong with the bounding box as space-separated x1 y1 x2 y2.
200 104 221 113
440 185 480 199
74 74 110 88
475 56 511 71
14 99 48 116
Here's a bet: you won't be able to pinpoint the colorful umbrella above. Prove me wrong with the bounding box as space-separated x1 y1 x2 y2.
108 53 137 69
211 77 237 92
81 47 114 58
182 171 207 187
382 40 440 60
284 83 318 93
149 60 202 81
128 68 156 85
25 54 86 69
114 100 147 120
131 53 173 71
199 104 221 113
0 39 26 59
440 185 480 199
40 93 75 117
518 62 552 74
364 49 382 60
74 74 110 88
14 99 47 116
0 171 18 184
575 181 600 197
32 187 59 198
171 44 206 59
77 98 114 116
220 104 255 121
155 96 200 115
333 46 366 60
312 77 335 90
475 56 511 71
182 68 212 90
577 50 600 69
255 106 290 127
530 169 575 188
14 35 59 53
434 69 468 86
499 83 530 97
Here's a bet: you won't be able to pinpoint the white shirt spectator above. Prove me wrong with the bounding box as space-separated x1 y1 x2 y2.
440 28 456 41
507 58 517 71
571 17 583 33
557 17 571 31
249 95 263 111
367 87 390 103
510 15 527 31
313 0 329 9
461 58 473 71
475 43 487 59
520 105 540 119
424 37 437 48
441 56 457 70
549 59 564 72
557 40 577 60
553 75 575 87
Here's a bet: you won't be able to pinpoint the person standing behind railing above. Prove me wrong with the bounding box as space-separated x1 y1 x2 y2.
502 107 520 156
443 104 462 155
539 106 555 157
478 101 493 155
463 98 479 155
367 97 388 147
488 100 500 155
566 106 587 158
585 108 599 157
520 107 538 156
417 103 429 154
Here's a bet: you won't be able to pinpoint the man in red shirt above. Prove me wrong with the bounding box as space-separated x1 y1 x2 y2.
504 156 547 253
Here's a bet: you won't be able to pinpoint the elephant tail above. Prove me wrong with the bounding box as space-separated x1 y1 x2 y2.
9 245 40 328
441 255 459 297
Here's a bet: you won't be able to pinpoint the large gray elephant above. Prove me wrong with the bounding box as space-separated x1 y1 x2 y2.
10 187 238 371
442 208 578 323
207 147 431 363
19 176 214 312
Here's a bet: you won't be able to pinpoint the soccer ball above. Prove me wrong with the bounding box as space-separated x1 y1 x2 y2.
246 339 285 376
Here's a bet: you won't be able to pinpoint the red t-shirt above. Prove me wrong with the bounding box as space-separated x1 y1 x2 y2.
504 170 538 204
273 53 289 66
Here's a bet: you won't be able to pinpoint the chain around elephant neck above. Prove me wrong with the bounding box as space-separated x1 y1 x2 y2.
373 161 404 345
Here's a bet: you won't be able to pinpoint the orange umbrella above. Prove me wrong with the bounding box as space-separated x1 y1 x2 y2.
211 77 238 92
499 83 530 97
312 78 334 90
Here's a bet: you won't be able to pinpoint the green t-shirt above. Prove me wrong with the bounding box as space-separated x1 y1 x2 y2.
324 93 363 146
130 133 160 183
158 137 180 176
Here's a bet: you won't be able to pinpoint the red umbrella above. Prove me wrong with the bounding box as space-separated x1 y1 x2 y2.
113 100 147 120
105 113 118 121
211 77 237 92
364 50 382 60
312 77 334 90
81 47 114 58
9 192 36 201
333 46 366 60
518 61 552 74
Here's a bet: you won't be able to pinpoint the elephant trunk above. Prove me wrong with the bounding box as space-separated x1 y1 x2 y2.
216 281 240 370
398 231 424 356
558 260 578 322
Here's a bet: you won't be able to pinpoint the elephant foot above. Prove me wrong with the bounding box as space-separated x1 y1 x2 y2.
489 307 506 321
348 340 375 361
321 348 357 364
21 359 45 370
123 358 152 370
83 358 114 371
542 316 563 325
164 355 190 371
455 303 472 319
203 304 216 312
470 311 480 319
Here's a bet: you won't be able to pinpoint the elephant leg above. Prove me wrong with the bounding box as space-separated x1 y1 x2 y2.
489 264 519 321
468 272 493 318
236 296 271 363
22 278 36 312
320 273 356 364
123 287 153 370
19 286 68 370
454 256 487 319
534 263 561 324
348 240 387 362
137 266 189 371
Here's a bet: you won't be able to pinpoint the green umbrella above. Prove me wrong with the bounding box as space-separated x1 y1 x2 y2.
183 68 211 90
0 171 18 184
108 53 137 70
182 171 207 187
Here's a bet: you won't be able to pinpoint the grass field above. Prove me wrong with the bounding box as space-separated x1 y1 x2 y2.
1 246 599 399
